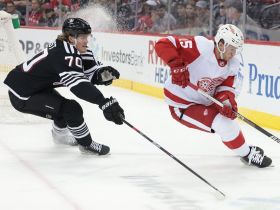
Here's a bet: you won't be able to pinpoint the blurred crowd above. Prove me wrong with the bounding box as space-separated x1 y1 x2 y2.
0 0 86 26
0 0 279 40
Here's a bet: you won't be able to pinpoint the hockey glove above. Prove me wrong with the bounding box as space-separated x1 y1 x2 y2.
92 66 120 86
169 59 189 88
214 91 237 120
99 97 125 125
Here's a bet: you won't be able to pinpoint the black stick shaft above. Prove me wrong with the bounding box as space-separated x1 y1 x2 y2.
236 113 280 143
122 119 225 197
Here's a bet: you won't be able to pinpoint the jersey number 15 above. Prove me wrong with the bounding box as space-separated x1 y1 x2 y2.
179 39 193 49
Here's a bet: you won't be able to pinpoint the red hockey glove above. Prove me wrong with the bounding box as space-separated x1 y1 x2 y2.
214 91 238 120
169 59 189 88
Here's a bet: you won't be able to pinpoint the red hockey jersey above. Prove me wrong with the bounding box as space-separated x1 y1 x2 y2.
155 35 242 108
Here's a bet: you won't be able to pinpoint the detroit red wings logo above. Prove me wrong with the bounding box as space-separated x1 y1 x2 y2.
198 77 224 95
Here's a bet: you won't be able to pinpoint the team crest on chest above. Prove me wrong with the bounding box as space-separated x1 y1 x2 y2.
198 77 224 95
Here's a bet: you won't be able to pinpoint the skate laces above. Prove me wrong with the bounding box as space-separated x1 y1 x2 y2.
90 142 102 152
248 147 264 165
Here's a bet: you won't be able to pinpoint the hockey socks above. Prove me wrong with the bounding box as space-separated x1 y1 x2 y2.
67 121 91 146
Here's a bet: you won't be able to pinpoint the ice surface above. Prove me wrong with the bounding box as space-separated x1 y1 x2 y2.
0 86 279 210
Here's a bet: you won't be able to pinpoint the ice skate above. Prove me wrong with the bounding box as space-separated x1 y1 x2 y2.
51 127 78 146
79 141 110 155
240 146 272 168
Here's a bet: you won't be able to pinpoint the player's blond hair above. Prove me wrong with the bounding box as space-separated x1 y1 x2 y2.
57 33 69 41
57 32 70 42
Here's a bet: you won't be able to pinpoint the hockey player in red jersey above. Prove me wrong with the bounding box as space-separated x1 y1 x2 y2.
4 18 125 155
155 24 272 168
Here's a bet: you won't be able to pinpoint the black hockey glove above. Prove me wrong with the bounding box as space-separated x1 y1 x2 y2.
92 66 120 86
99 97 125 125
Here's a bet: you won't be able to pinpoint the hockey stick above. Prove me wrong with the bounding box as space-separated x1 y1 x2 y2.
187 82 280 144
122 118 226 198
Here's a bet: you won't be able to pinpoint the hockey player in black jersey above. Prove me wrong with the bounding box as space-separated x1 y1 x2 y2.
4 18 125 155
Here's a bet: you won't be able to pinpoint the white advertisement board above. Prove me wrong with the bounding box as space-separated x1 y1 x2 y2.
238 44 280 116
17 28 60 58
15 28 280 117
91 32 165 88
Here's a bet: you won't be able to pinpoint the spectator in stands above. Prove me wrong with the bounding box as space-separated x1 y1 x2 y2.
42 0 80 13
185 2 198 28
59 5 71 23
117 3 135 31
174 2 187 29
188 0 196 6
214 1 227 33
149 3 177 32
149 4 159 30
141 0 158 16
13 0 29 16
133 15 153 32
225 0 262 39
195 0 210 28
171 0 186 15
27 0 44 26
225 0 243 26
0 0 6 10
39 8 59 27
133 1 155 32
225 0 260 28
5 1 25 25
129 0 144 16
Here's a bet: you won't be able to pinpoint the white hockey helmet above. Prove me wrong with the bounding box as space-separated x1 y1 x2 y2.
214 24 244 55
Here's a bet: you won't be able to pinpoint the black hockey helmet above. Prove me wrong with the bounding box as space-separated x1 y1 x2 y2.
62 18 91 37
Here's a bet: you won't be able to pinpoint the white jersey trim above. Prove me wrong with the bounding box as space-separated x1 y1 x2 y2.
63 41 70 54
164 97 193 109
69 44 75 54
68 121 90 139
59 71 84 77
81 56 94 60
68 79 90 89
6 86 30 100
174 107 212 132
215 86 236 95
167 36 177 47
59 71 90 89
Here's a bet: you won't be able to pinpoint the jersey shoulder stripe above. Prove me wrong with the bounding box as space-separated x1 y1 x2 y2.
62 41 80 55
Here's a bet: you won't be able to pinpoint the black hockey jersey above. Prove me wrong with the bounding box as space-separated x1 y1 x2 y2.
4 39 103 100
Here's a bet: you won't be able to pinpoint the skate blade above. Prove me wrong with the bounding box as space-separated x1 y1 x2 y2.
80 150 111 156
241 160 275 168
243 164 274 168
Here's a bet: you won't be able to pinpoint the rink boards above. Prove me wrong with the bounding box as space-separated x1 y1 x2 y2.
15 27 280 130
